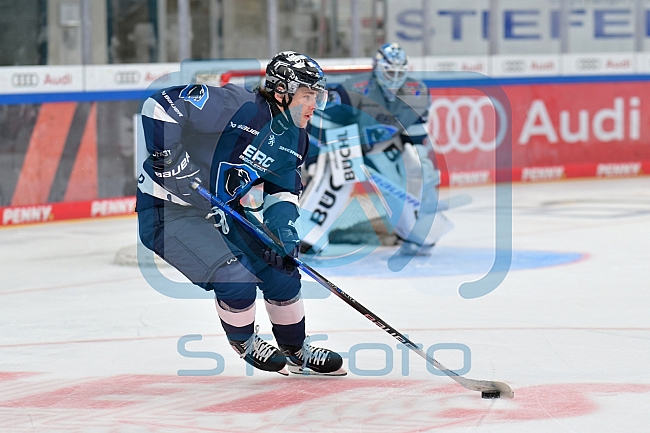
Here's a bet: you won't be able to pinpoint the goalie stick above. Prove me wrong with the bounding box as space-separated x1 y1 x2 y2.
191 182 514 398
358 164 472 213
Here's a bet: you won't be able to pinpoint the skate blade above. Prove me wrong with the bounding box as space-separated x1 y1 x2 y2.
277 366 289 376
287 364 347 376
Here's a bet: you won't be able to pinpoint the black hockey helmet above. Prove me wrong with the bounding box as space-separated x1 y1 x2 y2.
265 51 327 110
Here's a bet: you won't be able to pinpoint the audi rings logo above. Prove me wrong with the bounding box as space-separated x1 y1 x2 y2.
428 96 507 154
577 58 601 71
114 71 141 85
11 73 39 88
502 60 525 73
436 61 458 72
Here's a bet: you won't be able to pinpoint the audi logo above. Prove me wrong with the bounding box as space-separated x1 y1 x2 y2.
577 58 601 71
436 61 458 71
11 73 39 88
114 71 141 85
427 97 507 154
502 60 525 73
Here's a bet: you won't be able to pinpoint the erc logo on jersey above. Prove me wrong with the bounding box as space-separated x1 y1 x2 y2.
180 84 209 109
239 144 274 172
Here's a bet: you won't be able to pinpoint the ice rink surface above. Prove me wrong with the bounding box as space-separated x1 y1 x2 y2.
2 176 650 432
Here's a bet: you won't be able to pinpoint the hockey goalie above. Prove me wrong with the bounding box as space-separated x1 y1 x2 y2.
299 43 451 257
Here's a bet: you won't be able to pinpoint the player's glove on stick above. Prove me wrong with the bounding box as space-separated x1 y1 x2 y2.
263 202 300 275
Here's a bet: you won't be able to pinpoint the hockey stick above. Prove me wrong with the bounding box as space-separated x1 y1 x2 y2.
191 182 513 399
358 164 473 212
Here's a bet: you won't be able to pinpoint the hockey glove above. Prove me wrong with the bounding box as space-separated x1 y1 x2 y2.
144 146 209 209
263 207 300 275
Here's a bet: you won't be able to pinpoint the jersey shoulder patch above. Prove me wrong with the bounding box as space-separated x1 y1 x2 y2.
179 84 209 109
399 81 427 96
352 80 371 95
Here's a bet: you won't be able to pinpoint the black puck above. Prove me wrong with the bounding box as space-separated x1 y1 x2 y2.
481 391 501 399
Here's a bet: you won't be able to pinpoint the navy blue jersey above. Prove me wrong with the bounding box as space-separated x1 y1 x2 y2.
137 83 309 212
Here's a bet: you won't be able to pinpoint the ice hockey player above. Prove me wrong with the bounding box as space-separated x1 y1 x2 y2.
136 51 345 376
301 42 449 256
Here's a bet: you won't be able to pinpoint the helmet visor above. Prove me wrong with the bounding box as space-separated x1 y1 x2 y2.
314 88 328 110
287 81 329 110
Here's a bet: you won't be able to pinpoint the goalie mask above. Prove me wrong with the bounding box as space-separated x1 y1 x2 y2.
373 43 409 90
265 51 328 110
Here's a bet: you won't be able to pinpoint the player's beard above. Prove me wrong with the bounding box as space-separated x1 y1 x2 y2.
288 104 305 128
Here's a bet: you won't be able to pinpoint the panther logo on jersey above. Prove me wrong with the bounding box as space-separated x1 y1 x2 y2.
225 167 252 197
179 84 209 109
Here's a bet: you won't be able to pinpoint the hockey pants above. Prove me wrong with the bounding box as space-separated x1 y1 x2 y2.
138 203 305 346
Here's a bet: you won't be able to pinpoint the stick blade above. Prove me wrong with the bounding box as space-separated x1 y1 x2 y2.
458 378 514 399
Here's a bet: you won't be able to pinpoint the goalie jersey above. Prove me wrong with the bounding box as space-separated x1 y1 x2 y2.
136 83 309 213
311 73 430 151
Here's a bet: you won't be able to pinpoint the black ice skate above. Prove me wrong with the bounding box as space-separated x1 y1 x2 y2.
280 339 347 376
230 327 288 375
